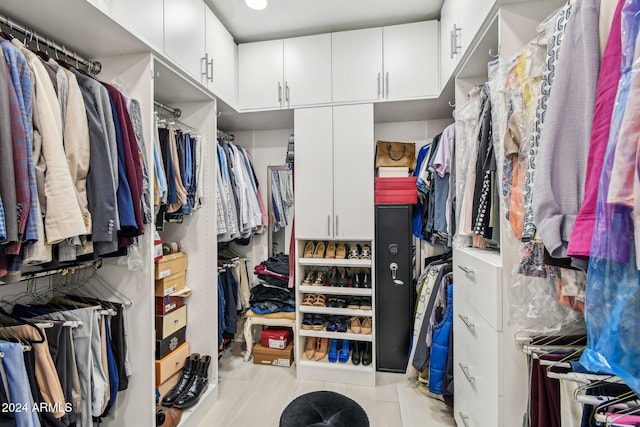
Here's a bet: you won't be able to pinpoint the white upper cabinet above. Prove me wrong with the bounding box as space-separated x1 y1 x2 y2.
332 27 384 103
283 34 332 108
164 0 207 82
238 40 284 110
98 0 164 50
205 8 238 106
239 34 332 110
383 21 439 99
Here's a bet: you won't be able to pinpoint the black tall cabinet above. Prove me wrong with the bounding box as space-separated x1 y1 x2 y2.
375 204 415 373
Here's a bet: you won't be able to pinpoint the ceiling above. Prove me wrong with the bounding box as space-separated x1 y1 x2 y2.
206 0 444 43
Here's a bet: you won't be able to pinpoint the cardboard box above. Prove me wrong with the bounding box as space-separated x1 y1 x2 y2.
156 326 187 360
155 295 185 316
260 328 293 349
157 370 181 399
377 167 410 178
155 272 186 297
253 342 293 367
155 305 187 340
155 341 189 385
155 252 187 280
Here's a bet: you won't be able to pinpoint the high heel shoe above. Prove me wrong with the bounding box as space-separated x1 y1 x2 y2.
328 267 338 287
314 338 329 361
339 340 350 363
353 269 361 288
350 317 362 334
303 241 315 258
362 270 370 289
313 241 326 258
325 241 336 258
302 270 316 285
360 317 372 335
352 341 361 365
313 271 326 286
328 339 339 363
305 337 317 360
338 268 348 287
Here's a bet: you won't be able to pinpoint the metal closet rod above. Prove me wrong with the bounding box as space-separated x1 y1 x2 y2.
154 100 182 118
0 14 102 74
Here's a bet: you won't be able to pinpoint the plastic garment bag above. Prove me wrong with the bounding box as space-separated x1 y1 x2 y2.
580 0 640 395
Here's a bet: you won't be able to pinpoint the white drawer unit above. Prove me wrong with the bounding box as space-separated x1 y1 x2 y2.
453 247 502 331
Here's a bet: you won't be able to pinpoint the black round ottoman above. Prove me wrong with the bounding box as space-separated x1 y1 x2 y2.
279 391 370 427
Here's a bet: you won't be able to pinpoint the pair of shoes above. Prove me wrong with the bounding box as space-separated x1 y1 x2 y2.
325 242 349 259
303 241 327 258
301 313 313 329
302 270 316 285
350 317 372 334
325 316 348 333
305 336 317 359
346 296 371 310
352 270 371 288
303 293 326 307
314 338 329 361
313 271 326 286
311 314 325 331
347 244 372 260
326 296 347 308
328 340 352 364
161 353 211 409
351 342 372 366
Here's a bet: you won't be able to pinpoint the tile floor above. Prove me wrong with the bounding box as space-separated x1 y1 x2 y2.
197 353 456 427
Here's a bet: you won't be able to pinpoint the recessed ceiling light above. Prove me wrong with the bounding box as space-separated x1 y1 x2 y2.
245 0 268 10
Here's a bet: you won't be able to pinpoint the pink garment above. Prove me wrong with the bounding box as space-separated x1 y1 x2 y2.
567 0 625 258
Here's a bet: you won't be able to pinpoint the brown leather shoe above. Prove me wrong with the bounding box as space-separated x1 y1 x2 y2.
156 405 183 427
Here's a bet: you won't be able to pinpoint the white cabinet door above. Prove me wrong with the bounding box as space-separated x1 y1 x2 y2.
164 0 206 81
283 34 332 108
459 0 495 55
205 8 238 106
439 0 461 91
238 40 284 110
332 28 383 103
294 107 334 240
333 104 374 240
108 0 164 50
383 21 439 100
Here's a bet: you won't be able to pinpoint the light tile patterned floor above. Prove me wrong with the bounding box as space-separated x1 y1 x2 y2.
197 353 455 427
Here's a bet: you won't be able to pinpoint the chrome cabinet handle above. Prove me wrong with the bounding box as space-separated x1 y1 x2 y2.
377 72 381 98
453 24 462 55
278 82 282 103
450 29 455 59
458 314 475 331
327 216 331 236
459 412 471 427
459 363 475 384
385 72 389 98
201 54 208 80
457 265 474 276
335 216 338 236
285 82 290 104
208 58 214 82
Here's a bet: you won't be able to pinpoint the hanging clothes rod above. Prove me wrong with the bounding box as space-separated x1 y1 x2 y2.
0 14 102 74
0 259 102 285
217 129 234 141
154 100 182 118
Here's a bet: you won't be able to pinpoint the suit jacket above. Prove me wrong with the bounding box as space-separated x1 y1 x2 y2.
0 51 18 245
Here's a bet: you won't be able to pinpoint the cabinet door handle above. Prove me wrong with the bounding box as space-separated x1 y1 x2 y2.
335 216 338 236
453 25 462 55
457 265 474 276
285 82 290 104
458 314 475 331
278 82 282 104
459 363 475 384
450 29 455 59
459 412 471 427
377 72 381 98
208 58 214 82
201 54 208 80
327 216 331 237
385 72 389 98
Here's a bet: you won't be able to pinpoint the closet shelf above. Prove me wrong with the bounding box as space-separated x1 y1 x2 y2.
298 358 374 373
173 383 217 426
299 306 373 317
298 285 372 296
299 329 373 342
298 258 372 268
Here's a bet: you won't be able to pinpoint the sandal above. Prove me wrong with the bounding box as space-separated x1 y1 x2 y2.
313 271 326 286
325 241 336 258
347 296 362 310
335 297 347 309
336 243 348 259
335 316 348 333
303 241 315 258
302 294 315 306
326 316 337 332
360 297 372 310
326 297 338 308
311 314 325 331
313 241 326 258
301 313 313 330
302 271 316 285
360 245 371 260
312 294 326 307
347 245 360 259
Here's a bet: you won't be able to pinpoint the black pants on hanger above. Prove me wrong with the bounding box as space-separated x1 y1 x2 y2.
45 324 76 426
110 303 129 391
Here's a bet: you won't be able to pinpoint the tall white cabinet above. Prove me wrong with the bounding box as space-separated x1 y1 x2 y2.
450 1 566 426
294 104 375 241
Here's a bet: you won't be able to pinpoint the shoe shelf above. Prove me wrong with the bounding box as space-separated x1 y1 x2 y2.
299 328 373 342
173 384 218 426
298 358 374 372
298 285 372 296
297 359 375 386
299 306 373 317
298 258 372 268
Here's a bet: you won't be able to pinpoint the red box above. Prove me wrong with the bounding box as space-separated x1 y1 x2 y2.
375 177 417 191
375 189 418 204
260 328 293 350
154 295 185 316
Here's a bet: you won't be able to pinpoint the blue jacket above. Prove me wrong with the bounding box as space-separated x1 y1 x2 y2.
429 284 453 395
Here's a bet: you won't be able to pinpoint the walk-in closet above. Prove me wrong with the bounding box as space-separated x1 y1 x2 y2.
0 0 637 426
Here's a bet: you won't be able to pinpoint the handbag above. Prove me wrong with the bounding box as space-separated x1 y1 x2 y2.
375 141 416 171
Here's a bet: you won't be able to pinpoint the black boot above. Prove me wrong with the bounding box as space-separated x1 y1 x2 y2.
352 341 361 365
362 342 372 366
161 353 200 407
173 355 211 409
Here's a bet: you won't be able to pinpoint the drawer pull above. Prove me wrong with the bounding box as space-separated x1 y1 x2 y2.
457 265 474 276
459 363 475 384
174 319 179 323
458 314 475 331
459 412 471 427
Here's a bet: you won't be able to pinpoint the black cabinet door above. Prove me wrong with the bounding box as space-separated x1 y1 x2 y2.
375 204 415 372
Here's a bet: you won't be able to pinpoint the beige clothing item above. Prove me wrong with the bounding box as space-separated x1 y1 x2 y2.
99 316 110 413
0 324 66 418
166 124 188 213
66 327 83 414
599 0 618 58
